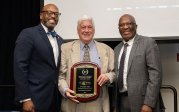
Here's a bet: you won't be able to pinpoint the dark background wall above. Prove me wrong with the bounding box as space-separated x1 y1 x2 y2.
0 0 42 110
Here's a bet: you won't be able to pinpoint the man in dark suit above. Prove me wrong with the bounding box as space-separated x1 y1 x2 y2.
14 4 63 112
113 14 162 112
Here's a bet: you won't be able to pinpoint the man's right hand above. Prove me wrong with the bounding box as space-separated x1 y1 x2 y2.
22 100 35 112
65 88 79 103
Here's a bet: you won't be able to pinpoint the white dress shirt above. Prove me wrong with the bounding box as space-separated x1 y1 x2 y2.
118 36 135 92
42 24 59 66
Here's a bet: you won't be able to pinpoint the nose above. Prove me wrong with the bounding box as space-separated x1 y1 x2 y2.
84 27 90 32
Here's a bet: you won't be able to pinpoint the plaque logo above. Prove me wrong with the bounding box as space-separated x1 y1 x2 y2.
82 69 88 75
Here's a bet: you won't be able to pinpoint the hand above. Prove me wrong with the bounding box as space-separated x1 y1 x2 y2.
141 104 152 112
22 100 35 112
65 88 79 103
97 74 109 86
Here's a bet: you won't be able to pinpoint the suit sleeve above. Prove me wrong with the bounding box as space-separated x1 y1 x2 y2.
14 29 33 102
144 39 162 108
104 46 115 84
58 44 69 97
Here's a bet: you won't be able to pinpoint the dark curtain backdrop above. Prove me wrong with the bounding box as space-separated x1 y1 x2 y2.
0 0 43 110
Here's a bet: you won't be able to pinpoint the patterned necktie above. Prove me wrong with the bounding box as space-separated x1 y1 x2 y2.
83 44 90 61
47 31 57 37
118 43 128 90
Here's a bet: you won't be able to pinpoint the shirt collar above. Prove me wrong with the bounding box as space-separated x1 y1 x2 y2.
123 35 136 46
41 23 55 33
80 40 95 50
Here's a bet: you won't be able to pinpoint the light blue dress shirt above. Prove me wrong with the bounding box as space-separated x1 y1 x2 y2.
80 40 100 67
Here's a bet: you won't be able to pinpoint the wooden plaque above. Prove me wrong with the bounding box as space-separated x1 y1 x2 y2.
70 62 100 102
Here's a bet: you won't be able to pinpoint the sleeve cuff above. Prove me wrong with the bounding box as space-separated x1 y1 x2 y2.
20 98 31 103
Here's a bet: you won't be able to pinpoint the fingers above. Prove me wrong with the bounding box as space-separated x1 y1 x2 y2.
141 105 152 112
97 74 109 86
65 88 79 103
71 98 80 103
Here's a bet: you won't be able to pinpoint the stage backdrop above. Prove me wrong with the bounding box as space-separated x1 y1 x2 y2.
44 0 179 40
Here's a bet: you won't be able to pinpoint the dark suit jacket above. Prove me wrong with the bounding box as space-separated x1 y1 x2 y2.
14 24 63 111
114 34 162 112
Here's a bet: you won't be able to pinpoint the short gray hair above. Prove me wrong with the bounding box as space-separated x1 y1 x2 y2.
77 15 95 29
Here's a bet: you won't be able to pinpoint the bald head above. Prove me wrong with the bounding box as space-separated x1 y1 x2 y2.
41 4 59 12
119 14 136 25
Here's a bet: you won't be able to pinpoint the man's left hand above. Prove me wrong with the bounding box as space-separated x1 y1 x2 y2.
141 104 152 112
97 74 109 86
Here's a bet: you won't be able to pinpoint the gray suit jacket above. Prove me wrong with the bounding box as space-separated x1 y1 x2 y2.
114 34 162 112
58 40 115 112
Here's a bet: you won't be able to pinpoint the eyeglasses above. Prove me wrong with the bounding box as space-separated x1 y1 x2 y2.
119 22 135 28
42 11 61 17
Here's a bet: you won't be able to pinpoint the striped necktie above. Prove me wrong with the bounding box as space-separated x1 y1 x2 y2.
83 44 90 61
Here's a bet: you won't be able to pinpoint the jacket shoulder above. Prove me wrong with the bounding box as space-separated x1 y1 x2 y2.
20 24 41 32
137 35 155 42
61 40 77 49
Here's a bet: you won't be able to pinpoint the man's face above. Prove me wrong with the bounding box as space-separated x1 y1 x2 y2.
40 5 60 31
78 20 95 44
118 15 137 42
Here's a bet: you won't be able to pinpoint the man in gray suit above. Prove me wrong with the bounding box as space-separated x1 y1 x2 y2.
113 14 162 112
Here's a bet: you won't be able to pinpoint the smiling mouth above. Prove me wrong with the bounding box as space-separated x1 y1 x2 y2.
48 19 56 24
123 31 131 35
83 33 91 36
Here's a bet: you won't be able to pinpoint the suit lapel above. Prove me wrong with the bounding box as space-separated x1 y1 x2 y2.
127 35 140 73
38 25 56 66
95 41 103 66
71 40 80 65
56 35 63 67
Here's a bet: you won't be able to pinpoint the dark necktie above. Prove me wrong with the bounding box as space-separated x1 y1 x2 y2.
118 43 128 90
47 31 57 37
83 44 90 61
